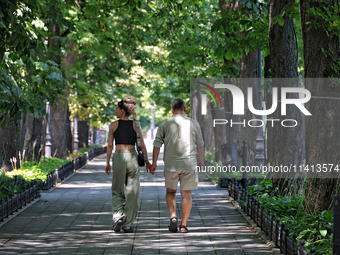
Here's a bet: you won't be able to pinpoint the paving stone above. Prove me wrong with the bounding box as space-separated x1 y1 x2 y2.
0 154 273 255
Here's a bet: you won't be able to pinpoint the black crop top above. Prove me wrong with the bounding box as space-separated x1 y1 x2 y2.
114 120 137 145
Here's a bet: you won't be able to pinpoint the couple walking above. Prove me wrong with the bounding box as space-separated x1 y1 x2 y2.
105 97 204 233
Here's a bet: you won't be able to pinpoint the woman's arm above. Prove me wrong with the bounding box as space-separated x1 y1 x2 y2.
138 124 151 169
105 122 115 175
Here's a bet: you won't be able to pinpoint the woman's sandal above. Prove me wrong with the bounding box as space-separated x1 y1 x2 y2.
113 218 123 232
179 225 189 233
168 217 178 233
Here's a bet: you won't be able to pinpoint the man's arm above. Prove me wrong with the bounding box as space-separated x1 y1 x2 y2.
138 123 151 171
151 121 165 175
197 146 204 167
150 146 160 175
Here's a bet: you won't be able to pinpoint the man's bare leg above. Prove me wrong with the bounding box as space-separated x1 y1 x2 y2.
166 188 177 218
180 190 192 229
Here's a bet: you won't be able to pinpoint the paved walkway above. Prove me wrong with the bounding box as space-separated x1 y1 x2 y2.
0 154 272 255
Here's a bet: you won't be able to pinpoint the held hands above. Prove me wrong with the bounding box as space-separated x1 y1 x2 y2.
145 162 154 174
146 162 156 175
105 163 111 175
150 163 156 175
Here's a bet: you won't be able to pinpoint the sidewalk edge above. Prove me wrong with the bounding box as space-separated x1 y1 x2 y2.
0 198 40 229
42 155 105 193
202 173 277 254
229 198 280 255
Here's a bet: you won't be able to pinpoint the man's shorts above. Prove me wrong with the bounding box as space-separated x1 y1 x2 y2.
164 169 198 190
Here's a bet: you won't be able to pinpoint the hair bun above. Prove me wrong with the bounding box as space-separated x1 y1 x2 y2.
124 96 136 105
118 96 137 117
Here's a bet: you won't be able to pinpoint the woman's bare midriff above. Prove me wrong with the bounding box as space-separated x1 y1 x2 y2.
116 144 136 151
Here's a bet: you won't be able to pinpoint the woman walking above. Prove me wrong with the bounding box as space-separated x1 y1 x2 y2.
105 96 151 233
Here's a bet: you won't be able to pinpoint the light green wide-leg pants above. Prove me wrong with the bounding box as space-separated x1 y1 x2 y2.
111 150 140 229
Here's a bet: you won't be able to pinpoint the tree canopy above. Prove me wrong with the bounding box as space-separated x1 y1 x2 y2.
1 0 279 127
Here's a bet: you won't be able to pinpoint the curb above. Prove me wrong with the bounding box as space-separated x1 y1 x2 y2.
228 197 281 255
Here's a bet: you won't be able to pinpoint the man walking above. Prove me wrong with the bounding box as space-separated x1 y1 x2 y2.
150 98 204 233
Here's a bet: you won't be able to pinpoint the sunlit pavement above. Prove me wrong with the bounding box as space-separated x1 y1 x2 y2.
0 154 272 255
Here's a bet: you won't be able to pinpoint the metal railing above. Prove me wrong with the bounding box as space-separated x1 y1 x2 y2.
0 146 107 221
0 183 39 221
227 179 324 255
334 195 340 255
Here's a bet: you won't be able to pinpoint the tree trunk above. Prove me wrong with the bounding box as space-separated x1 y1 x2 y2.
239 40 258 166
191 91 213 154
269 0 298 78
239 48 257 79
48 22 61 66
223 88 240 145
0 115 21 171
23 112 43 162
301 0 340 212
267 0 303 194
49 100 69 159
222 85 242 170
48 22 69 159
264 2 274 168
78 120 89 148
63 40 78 154
211 105 227 162
303 80 340 212
66 109 72 154
90 126 97 145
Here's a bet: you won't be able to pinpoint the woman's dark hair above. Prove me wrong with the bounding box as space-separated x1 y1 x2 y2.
117 96 137 117
172 98 185 111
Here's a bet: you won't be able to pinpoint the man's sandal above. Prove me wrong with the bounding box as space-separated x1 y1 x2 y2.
168 217 178 233
179 225 189 233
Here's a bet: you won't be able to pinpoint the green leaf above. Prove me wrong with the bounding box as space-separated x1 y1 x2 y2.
298 229 309 236
36 62 50 71
320 230 327 237
240 20 250 25
278 17 284 27
33 77 43 84
211 19 223 32
0 19 7 29
46 72 62 81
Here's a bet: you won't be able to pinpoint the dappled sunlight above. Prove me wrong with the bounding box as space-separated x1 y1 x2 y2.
0 156 273 255
192 194 228 199
140 182 165 187
74 169 105 174
52 212 111 218
1 229 113 251
140 176 164 181
59 183 111 188
85 161 106 166
197 183 220 187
